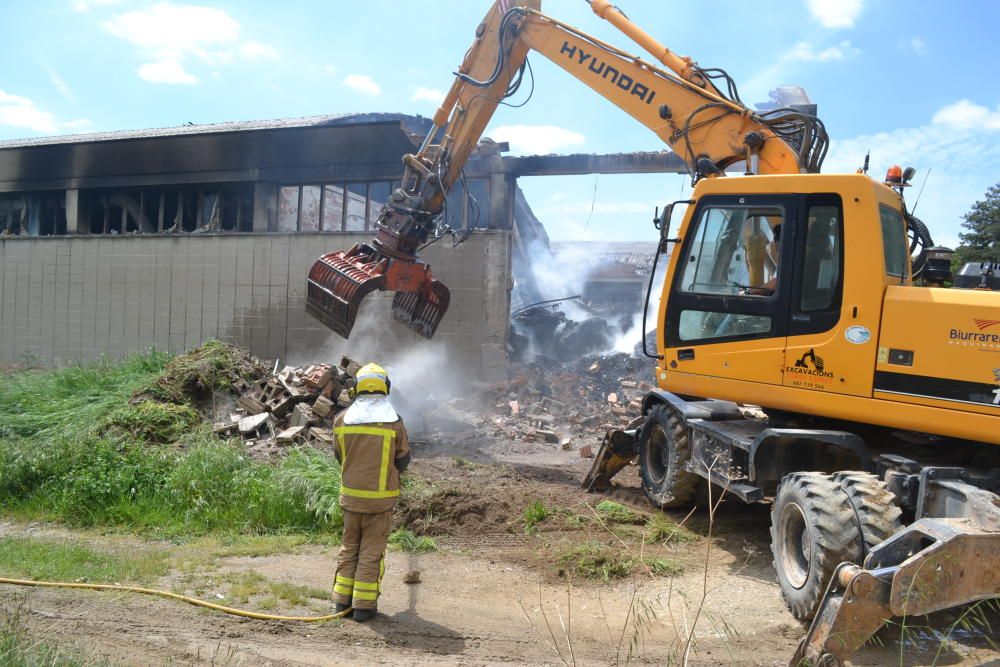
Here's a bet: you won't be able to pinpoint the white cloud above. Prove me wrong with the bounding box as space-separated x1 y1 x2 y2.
488 125 585 155
909 37 927 54
103 4 239 54
343 74 382 96
103 3 277 83
42 64 77 104
72 0 120 12
62 118 93 130
807 0 865 28
742 40 860 103
786 40 860 62
411 86 445 104
138 60 198 85
324 64 337 76
0 90 91 134
931 99 1000 130
824 99 1000 247
239 40 279 62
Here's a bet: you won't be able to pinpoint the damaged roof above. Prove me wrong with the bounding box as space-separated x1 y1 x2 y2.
0 112 434 149
551 241 660 271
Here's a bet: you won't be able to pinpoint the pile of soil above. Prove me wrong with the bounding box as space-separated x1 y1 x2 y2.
132 341 267 407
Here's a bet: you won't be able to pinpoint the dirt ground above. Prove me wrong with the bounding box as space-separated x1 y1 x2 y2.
2 430 998 666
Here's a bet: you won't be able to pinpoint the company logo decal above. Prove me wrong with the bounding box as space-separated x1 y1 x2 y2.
559 42 658 105
949 320 1000 348
845 325 871 344
786 349 834 386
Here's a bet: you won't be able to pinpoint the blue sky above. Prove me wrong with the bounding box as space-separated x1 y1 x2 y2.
1 0 998 247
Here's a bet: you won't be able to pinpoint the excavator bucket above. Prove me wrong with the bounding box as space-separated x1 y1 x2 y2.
582 428 641 492
306 243 450 340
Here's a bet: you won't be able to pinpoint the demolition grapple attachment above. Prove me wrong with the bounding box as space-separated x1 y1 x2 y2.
306 203 450 340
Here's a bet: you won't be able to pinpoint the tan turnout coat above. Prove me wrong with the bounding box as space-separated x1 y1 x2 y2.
333 412 410 514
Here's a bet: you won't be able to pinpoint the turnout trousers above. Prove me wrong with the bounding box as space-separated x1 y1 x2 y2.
333 509 391 610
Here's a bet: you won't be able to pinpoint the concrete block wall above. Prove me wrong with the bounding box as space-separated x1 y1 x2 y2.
0 232 512 381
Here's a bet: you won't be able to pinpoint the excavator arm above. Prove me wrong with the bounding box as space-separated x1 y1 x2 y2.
306 0 828 339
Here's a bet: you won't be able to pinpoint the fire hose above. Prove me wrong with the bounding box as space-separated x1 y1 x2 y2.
0 576 352 622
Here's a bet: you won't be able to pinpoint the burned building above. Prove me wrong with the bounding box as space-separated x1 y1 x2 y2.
0 113 685 379
550 241 659 316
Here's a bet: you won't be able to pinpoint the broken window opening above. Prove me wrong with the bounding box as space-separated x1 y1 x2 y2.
300 185 321 231
345 183 367 232
321 185 344 231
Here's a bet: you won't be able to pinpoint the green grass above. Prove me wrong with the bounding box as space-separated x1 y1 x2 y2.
643 512 699 545
0 351 169 442
523 500 552 534
0 351 345 538
558 542 634 582
595 500 643 524
0 536 168 585
643 556 683 577
101 400 200 445
0 603 116 667
179 570 329 607
388 529 438 553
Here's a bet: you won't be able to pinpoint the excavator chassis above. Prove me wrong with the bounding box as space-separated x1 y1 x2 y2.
584 390 1000 667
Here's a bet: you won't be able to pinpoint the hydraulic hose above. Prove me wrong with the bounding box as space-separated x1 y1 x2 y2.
0 576 352 623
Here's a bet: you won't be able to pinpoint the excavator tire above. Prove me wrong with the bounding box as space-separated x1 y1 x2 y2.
833 471 904 559
638 404 699 509
770 472 863 620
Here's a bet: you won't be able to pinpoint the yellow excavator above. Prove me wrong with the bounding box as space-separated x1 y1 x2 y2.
306 1 1000 664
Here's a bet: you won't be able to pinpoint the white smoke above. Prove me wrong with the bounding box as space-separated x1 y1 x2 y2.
611 256 667 354
291 295 465 428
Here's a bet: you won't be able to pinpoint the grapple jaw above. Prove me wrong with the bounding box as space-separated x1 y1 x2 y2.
392 281 451 340
306 242 450 340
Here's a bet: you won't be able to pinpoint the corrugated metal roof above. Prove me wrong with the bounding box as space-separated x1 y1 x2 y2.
0 112 434 150
551 241 659 270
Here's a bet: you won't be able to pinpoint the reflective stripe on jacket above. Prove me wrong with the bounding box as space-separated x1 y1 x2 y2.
333 413 410 514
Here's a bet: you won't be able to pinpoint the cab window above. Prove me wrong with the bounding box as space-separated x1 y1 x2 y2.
879 205 908 278
679 206 783 297
800 204 842 312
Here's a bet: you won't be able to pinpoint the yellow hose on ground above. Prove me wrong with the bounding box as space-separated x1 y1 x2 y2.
0 576 352 622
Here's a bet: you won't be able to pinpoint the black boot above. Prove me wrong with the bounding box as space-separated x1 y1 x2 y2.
352 608 376 623
335 603 352 617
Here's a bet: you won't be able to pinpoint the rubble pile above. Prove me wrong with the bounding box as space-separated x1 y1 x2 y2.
480 352 651 457
213 356 363 458
510 307 628 363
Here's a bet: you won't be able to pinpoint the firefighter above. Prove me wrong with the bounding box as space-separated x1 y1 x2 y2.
332 362 410 622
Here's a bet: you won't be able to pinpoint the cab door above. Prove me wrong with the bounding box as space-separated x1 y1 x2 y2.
663 194 797 386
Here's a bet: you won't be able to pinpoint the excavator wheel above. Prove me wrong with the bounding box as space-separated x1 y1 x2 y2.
833 471 904 560
638 404 699 509
770 472 863 620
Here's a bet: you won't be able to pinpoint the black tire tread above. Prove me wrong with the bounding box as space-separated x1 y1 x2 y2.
770 471 862 620
639 405 699 509
833 471 903 559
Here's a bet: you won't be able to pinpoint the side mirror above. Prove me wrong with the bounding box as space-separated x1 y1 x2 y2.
660 203 674 241
658 199 694 246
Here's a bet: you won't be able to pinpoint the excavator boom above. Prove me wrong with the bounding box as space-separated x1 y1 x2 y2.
306 0 827 339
